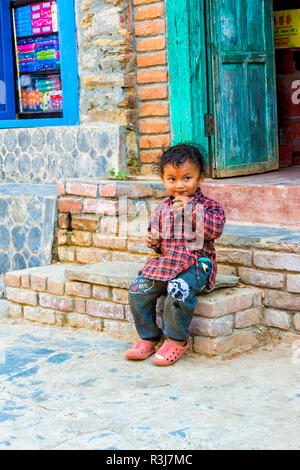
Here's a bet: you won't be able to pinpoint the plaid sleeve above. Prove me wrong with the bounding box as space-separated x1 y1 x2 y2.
202 200 226 240
147 204 163 253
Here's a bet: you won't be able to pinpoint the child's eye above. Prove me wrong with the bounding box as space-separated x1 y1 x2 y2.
168 178 175 182
185 177 191 180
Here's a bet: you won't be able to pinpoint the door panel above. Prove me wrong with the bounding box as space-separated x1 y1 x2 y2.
208 0 279 177
166 0 210 172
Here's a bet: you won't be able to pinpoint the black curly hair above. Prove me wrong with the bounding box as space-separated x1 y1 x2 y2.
153 143 206 177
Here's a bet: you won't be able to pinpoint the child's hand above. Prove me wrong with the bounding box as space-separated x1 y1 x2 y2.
146 230 162 249
172 195 192 211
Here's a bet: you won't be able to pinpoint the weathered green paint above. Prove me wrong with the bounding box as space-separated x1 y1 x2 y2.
207 0 279 177
166 0 279 178
166 0 210 173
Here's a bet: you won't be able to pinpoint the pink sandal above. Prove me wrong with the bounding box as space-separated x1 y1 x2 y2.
125 339 157 360
151 339 189 366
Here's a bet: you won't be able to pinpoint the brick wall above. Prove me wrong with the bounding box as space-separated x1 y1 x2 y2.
56 179 300 338
57 178 168 264
133 0 171 176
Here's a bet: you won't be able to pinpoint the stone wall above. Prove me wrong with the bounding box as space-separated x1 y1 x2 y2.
4 263 265 358
0 125 126 183
56 178 300 339
0 185 57 297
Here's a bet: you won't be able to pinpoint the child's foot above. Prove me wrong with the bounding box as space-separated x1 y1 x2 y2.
151 339 189 366
125 339 159 360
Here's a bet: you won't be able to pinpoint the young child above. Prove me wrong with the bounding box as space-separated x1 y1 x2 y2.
125 143 226 366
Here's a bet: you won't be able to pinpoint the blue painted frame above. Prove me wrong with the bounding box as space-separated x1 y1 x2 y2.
0 0 79 128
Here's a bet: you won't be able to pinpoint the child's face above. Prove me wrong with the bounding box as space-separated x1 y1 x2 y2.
161 160 204 197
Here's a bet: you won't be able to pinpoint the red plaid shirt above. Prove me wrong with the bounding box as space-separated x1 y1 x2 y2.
140 186 226 290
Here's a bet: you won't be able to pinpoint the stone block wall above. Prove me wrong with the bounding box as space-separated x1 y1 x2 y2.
0 125 126 183
5 263 265 358
0 185 57 297
57 178 167 264
215 237 300 338
56 178 300 339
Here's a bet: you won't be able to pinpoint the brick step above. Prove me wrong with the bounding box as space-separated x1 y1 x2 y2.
4 260 271 359
202 176 300 226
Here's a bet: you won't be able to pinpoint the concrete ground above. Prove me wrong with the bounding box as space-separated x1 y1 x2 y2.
0 299 299 450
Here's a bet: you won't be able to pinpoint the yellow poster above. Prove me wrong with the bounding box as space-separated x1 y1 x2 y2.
273 9 300 49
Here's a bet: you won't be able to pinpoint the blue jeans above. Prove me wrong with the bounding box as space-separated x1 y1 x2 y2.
128 258 213 341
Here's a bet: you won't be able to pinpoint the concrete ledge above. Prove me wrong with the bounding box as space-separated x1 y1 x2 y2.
64 261 240 292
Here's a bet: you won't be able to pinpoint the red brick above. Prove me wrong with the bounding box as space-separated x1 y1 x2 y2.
65 182 98 198
133 0 158 5
70 231 92 247
59 198 82 213
135 4 164 21
139 117 169 134
137 69 167 83
98 217 119 235
139 101 168 117
194 287 260 318
116 183 153 197
137 52 166 67
58 230 68 246
112 288 129 304
235 307 262 328
287 274 300 293
238 267 285 288
39 293 73 312
57 181 65 195
92 285 112 300
21 274 30 288
93 234 127 250
86 300 124 319
31 275 47 292
6 287 38 306
47 279 64 296
58 213 71 229
138 84 168 101
140 149 162 163
75 299 86 313
140 134 171 149
83 199 118 215
193 331 258 357
5 272 21 287
136 37 165 52
24 306 56 325
125 305 134 322
134 20 165 36
76 247 111 264
58 247 76 262
189 316 233 337
65 281 91 298
98 183 118 197
71 215 100 232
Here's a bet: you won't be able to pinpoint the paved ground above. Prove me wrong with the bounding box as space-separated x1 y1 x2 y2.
0 299 299 450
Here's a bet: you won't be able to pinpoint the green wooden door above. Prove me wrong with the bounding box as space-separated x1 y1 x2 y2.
208 0 279 177
166 0 211 174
